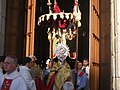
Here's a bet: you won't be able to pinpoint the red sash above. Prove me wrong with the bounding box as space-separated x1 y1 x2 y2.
1 78 13 90
79 71 85 77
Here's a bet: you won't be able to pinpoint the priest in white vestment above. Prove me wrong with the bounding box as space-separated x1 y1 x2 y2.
0 55 27 90
19 57 36 90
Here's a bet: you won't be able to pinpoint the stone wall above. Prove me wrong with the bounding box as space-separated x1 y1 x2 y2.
0 0 6 55
111 0 120 90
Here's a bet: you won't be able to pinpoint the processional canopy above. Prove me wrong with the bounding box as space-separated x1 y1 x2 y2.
38 0 81 59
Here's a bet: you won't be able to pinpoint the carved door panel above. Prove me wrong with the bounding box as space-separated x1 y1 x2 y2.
89 0 100 90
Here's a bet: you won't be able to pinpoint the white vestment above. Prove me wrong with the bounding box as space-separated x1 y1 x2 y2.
19 66 36 90
82 65 90 79
0 69 27 90
0 69 3 78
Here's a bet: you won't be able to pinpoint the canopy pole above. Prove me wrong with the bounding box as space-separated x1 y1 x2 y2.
47 0 53 67
75 0 79 69
74 0 79 90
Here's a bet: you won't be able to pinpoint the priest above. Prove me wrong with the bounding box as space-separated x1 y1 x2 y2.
0 55 27 90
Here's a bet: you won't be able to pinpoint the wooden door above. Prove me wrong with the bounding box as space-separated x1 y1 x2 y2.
89 0 100 90
25 0 36 56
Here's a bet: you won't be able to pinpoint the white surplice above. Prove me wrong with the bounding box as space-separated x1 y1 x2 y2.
19 66 36 90
0 69 27 90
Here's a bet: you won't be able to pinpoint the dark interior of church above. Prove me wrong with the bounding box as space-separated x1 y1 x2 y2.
34 0 89 69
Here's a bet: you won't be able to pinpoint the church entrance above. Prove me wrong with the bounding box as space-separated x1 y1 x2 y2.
4 0 111 89
34 0 111 90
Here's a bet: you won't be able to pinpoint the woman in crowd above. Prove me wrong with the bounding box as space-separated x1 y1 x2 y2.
72 61 87 90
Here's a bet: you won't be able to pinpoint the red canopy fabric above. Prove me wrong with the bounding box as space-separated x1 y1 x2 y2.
53 2 61 13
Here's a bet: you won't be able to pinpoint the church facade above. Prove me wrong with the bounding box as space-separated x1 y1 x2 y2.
0 0 120 90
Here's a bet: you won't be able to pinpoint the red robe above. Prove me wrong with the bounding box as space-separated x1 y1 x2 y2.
35 72 57 90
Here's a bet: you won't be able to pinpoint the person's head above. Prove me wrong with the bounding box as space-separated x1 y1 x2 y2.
3 55 18 74
0 56 5 69
22 57 32 69
29 55 37 67
83 58 89 66
0 56 5 62
77 61 83 70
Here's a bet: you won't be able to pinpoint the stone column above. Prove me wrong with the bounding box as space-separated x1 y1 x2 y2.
111 0 120 90
0 0 6 55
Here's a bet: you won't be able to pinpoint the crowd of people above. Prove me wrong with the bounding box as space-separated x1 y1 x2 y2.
0 44 90 90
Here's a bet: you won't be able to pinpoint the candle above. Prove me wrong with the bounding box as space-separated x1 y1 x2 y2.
48 0 50 3
75 0 78 3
